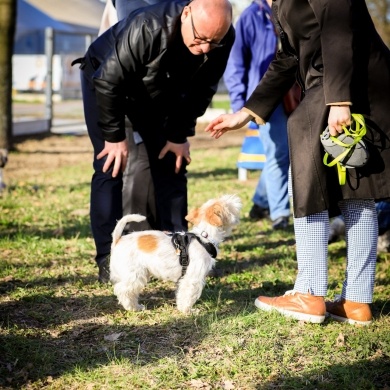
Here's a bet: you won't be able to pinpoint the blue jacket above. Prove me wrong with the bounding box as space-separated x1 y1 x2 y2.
224 0 277 113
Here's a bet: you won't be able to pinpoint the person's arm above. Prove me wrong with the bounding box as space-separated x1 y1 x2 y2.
309 0 353 106
205 110 252 139
223 9 252 113
92 15 156 143
98 0 118 36
244 48 298 124
310 0 353 135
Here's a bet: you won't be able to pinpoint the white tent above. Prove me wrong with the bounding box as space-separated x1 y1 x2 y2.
14 0 102 54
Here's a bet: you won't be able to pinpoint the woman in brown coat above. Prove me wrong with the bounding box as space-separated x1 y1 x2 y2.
206 0 390 325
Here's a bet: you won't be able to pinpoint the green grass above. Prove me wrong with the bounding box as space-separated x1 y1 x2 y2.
0 135 389 389
209 99 231 111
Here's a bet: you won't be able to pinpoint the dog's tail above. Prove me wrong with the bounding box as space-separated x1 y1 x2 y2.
112 214 146 246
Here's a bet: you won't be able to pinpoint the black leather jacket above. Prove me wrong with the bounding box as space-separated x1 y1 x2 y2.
81 0 235 143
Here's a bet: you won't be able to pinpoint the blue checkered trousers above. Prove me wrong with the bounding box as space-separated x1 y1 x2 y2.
289 175 378 302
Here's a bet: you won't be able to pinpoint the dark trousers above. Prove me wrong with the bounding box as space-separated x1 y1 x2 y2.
139 126 188 233
122 122 157 231
81 72 188 265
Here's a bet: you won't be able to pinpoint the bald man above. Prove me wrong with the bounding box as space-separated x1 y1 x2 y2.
73 0 234 282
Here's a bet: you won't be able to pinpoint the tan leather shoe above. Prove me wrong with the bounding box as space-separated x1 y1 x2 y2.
326 298 372 325
255 290 326 323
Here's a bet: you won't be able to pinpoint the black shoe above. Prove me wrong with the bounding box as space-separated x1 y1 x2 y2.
328 217 345 243
98 258 110 284
208 267 223 278
272 216 289 230
249 204 269 220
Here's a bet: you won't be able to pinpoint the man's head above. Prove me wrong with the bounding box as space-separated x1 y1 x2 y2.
181 0 232 55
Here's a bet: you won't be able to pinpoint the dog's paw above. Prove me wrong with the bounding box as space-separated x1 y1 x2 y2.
178 306 199 315
122 303 145 311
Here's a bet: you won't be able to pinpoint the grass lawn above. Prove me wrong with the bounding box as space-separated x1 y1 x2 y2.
0 134 389 389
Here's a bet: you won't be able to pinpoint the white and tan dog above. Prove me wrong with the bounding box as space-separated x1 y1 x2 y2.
110 194 242 313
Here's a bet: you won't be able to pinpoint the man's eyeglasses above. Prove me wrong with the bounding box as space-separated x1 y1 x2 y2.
189 7 224 49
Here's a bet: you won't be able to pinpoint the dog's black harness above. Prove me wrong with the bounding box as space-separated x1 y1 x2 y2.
170 232 217 276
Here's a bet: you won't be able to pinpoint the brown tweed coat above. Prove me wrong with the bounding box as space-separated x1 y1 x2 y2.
245 0 390 218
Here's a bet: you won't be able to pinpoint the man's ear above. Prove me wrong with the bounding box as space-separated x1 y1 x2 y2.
181 5 190 22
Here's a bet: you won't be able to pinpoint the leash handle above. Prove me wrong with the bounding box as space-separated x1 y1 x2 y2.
322 113 366 185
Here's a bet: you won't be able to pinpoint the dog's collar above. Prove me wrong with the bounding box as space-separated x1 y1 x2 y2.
191 227 219 250
170 232 218 276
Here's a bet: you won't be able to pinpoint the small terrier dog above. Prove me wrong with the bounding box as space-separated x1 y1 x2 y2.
110 194 242 313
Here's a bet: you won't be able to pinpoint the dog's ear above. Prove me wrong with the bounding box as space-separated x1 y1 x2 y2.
206 203 224 227
185 208 199 224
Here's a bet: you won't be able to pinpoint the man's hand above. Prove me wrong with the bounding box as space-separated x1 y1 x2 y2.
328 106 352 136
158 141 191 174
97 139 128 178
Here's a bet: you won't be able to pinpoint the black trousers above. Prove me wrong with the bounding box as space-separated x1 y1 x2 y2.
122 121 157 231
81 71 188 265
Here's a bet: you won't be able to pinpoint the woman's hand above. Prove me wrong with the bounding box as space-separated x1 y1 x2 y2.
97 139 129 178
205 111 252 139
328 105 352 136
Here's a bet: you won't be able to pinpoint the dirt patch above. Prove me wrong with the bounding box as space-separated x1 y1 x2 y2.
4 123 247 182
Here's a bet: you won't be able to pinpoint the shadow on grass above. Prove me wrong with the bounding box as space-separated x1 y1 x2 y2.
188 167 239 180
260 358 390 389
0 227 388 389
1 287 389 389
6 181 90 193
0 220 91 241
0 284 230 388
0 271 389 388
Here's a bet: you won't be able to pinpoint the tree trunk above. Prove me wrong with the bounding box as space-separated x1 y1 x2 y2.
367 0 390 46
0 0 16 151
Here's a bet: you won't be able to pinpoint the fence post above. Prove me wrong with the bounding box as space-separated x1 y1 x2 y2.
45 27 54 129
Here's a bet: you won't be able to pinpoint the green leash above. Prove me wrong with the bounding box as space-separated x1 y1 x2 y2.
322 113 367 185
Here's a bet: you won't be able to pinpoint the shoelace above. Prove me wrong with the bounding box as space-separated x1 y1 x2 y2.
323 113 367 185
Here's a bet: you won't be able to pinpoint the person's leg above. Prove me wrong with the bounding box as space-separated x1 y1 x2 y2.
142 134 188 232
251 123 270 213
252 172 269 206
326 199 377 325
328 215 345 243
81 72 123 281
259 104 290 226
376 200 390 235
340 199 377 302
122 121 157 231
250 173 270 219
254 174 327 323
377 200 390 252
293 210 329 295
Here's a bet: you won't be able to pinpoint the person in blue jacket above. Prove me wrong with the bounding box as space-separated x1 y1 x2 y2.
223 0 290 230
